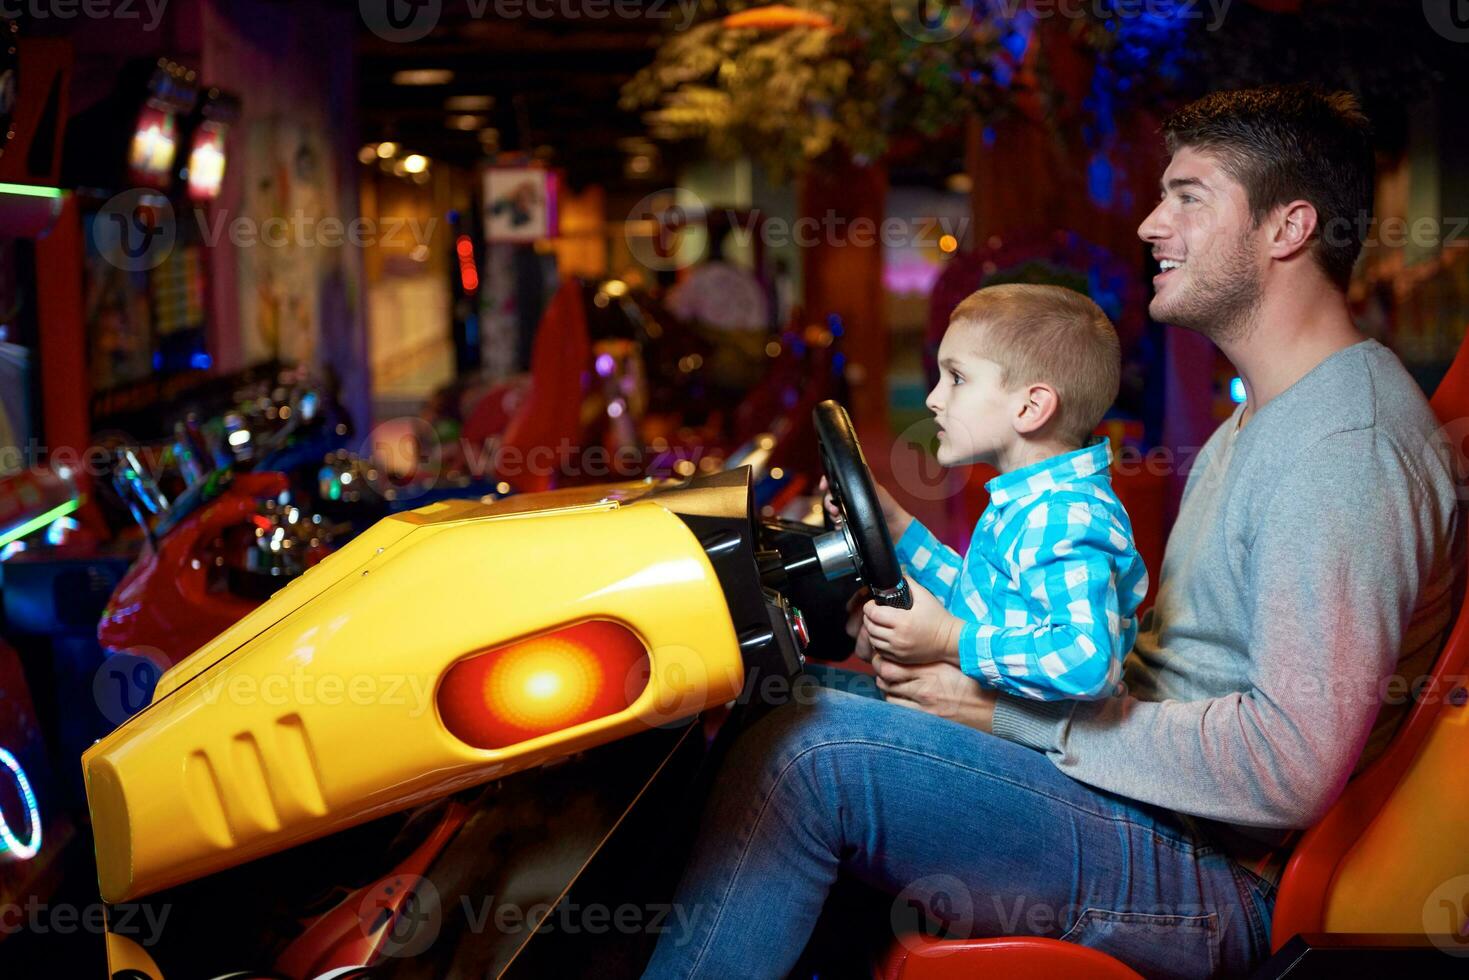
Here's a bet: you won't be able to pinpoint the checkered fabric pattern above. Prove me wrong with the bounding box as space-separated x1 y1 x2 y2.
896 439 1148 701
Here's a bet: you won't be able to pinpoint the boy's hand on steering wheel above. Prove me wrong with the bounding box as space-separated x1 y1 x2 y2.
863 580 960 666
819 476 843 525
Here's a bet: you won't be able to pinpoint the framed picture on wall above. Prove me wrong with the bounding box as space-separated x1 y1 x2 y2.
483 167 558 243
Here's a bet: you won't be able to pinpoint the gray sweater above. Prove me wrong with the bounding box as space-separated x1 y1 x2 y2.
992 340 1459 853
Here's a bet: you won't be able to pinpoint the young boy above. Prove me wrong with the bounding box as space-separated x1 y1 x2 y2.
854 283 1148 702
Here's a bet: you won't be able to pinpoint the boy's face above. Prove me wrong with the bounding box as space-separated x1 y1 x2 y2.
925 321 1023 468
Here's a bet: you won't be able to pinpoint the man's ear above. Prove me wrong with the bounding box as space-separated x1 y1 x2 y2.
1269 199 1320 262
1013 383 1060 436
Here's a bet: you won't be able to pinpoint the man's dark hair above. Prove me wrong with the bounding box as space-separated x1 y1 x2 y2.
1162 84 1375 290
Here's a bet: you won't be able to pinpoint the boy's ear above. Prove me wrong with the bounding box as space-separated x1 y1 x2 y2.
1012 382 1060 436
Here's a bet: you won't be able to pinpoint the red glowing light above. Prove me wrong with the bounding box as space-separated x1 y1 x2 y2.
456 235 479 292
437 621 649 749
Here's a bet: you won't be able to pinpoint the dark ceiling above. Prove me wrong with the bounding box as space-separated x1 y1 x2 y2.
350 3 678 189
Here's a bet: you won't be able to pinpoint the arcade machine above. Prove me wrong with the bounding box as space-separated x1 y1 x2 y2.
6 55 243 808
0 23 88 938
64 57 216 410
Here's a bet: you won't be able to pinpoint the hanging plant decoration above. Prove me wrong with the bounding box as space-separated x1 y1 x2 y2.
624 0 1439 182
622 0 1037 180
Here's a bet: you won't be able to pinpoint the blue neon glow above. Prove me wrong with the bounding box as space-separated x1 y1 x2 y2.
1230 377 1247 403
44 516 78 546
1087 155 1115 208
190 352 213 371
1001 22 1031 61
0 747 41 861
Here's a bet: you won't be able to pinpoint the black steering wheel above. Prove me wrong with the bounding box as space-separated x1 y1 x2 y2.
812 400 913 609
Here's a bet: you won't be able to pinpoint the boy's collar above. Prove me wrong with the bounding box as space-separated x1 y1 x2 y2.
984 438 1113 506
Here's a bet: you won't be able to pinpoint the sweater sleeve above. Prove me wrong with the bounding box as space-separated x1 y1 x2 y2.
991 430 1452 828
894 518 964 605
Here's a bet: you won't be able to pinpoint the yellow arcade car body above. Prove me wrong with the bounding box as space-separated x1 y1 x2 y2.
83 469 812 919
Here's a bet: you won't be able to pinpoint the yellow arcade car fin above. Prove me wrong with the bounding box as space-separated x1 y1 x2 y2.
84 495 744 904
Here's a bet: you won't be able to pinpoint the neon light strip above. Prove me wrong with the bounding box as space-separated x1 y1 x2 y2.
0 497 82 550
0 181 64 200
0 747 41 861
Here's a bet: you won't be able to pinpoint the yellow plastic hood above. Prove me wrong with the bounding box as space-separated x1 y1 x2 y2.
83 487 743 904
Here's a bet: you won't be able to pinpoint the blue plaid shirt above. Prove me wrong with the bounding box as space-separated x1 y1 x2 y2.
895 440 1148 701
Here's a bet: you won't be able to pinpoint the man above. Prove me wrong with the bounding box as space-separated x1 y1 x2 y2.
641 85 1459 979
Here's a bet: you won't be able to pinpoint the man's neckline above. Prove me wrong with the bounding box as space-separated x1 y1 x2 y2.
1235 338 1378 432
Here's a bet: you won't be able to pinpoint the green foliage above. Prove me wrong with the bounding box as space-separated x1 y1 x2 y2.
621 1 1014 180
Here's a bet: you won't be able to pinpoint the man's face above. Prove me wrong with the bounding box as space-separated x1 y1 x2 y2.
1138 146 1266 342
925 323 1018 468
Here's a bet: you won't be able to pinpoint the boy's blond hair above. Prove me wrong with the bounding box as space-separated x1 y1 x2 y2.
949 283 1121 448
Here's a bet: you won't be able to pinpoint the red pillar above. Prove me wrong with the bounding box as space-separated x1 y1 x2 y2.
36 195 89 460
800 156 888 434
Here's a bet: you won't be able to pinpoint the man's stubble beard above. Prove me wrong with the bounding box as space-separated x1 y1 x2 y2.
1151 227 1264 345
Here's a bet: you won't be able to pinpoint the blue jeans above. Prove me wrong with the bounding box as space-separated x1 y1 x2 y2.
642 684 1275 979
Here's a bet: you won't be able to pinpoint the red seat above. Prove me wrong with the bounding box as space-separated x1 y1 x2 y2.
879 332 1469 977
878 934 1143 980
